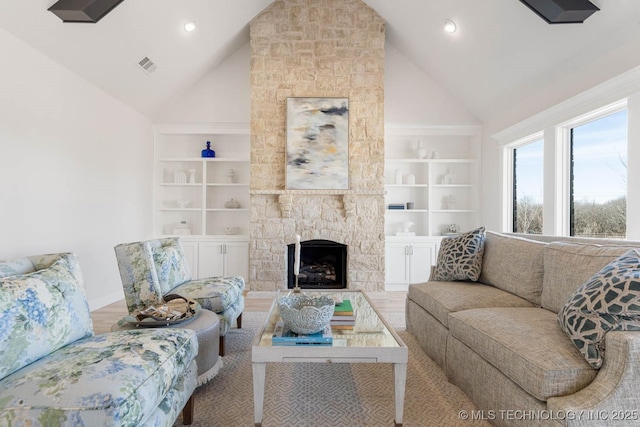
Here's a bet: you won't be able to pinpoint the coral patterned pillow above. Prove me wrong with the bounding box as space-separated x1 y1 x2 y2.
432 227 486 282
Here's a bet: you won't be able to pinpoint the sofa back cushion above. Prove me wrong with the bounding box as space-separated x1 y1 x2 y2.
479 231 546 305
542 242 640 313
150 238 191 295
0 253 93 380
0 258 35 278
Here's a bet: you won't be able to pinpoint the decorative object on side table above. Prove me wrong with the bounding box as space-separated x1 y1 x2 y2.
201 141 215 158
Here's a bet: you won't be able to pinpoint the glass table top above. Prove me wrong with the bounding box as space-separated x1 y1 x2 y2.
256 290 403 349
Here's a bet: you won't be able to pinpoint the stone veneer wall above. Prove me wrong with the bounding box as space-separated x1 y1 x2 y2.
249 0 386 291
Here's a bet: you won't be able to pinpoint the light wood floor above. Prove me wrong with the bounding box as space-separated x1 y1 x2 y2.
91 290 408 334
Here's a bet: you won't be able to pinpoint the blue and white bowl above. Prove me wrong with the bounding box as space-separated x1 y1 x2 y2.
278 294 335 335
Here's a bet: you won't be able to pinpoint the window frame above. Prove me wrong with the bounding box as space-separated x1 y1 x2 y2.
558 100 627 237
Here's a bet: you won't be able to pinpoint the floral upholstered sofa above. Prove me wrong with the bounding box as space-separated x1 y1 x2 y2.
0 252 198 426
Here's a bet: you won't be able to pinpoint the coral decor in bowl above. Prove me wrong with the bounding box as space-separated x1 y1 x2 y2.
278 294 336 335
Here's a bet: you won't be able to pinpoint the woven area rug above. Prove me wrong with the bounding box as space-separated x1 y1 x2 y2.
174 312 490 427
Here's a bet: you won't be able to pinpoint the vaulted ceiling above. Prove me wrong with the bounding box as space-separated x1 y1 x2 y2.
2 0 639 123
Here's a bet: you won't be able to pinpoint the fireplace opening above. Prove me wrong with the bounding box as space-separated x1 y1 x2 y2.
287 239 347 289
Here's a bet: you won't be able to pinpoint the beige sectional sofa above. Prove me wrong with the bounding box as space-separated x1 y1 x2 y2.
406 231 640 427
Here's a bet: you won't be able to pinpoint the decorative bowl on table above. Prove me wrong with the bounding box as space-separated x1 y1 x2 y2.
278 294 336 335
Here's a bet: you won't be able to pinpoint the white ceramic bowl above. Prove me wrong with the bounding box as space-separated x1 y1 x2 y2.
278 294 335 335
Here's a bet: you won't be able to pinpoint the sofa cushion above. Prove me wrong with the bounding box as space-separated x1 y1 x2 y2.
558 249 640 369
115 241 165 314
408 281 533 327
0 328 197 426
151 238 191 295
0 254 93 380
0 258 35 278
449 307 597 401
432 226 486 282
172 275 245 313
479 231 546 305
542 242 640 313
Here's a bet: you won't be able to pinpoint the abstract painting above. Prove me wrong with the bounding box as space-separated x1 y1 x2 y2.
286 97 349 190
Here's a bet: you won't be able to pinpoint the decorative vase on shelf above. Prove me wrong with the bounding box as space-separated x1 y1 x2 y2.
188 169 196 184
431 150 439 159
224 198 240 209
414 140 427 159
443 168 456 185
226 168 235 183
394 169 403 185
405 173 416 185
201 141 215 158
174 170 187 184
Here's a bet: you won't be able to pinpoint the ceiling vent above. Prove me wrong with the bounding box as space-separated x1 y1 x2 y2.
137 57 157 75
519 0 599 24
48 0 125 23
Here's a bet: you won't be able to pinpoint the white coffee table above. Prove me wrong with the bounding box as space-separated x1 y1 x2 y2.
251 290 408 426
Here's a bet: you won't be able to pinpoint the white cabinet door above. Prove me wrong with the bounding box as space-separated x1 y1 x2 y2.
197 241 225 278
180 240 199 278
385 242 409 284
224 242 249 278
408 243 436 283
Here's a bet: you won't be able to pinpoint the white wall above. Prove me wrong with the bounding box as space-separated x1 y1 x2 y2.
384 43 479 125
155 41 479 126
154 43 251 123
0 27 153 310
483 66 640 237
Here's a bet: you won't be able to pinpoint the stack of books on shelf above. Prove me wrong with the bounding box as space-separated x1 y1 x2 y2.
388 203 405 210
272 321 333 346
330 299 355 330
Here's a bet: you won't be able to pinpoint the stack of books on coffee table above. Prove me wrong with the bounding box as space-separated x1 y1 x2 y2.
272 321 333 346
330 299 356 330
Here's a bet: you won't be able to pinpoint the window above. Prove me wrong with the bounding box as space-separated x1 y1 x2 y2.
513 139 544 234
570 110 627 238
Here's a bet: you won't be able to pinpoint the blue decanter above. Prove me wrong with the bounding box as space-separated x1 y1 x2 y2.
201 141 215 158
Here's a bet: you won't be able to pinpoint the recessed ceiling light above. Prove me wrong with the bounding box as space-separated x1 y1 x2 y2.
443 19 457 34
184 20 196 32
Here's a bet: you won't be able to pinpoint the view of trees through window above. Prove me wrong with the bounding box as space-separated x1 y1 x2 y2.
513 139 544 234
571 110 627 238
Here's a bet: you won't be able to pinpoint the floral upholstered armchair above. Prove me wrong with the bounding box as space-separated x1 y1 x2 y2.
114 237 245 356
0 252 198 426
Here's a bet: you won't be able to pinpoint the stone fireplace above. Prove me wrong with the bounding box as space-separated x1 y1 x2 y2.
249 0 386 291
287 239 347 289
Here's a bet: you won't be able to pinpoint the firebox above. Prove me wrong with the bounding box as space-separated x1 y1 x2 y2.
287 239 347 289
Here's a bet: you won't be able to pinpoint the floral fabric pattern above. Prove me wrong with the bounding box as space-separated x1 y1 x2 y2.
172 275 245 313
0 254 93 379
151 238 192 295
0 329 198 426
115 237 245 340
0 257 35 278
115 241 165 314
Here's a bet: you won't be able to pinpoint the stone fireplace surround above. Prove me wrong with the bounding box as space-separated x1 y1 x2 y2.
248 0 386 292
